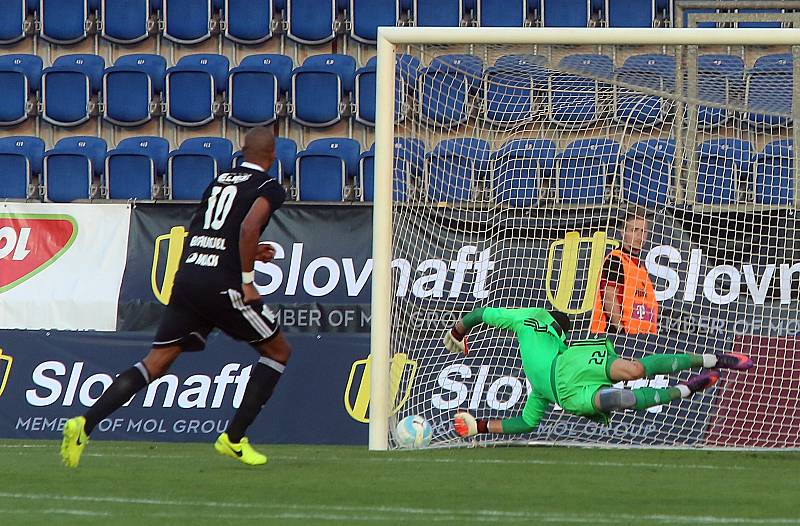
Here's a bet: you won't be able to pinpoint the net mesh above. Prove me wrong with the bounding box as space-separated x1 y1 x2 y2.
383 42 800 449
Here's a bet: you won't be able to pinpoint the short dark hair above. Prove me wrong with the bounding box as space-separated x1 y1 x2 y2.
548 310 571 336
622 209 651 228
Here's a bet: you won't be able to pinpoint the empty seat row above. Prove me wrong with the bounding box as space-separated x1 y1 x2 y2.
1 134 794 206
3 51 791 131
357 137 795 207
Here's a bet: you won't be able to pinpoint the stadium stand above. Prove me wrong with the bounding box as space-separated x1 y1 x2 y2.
162 0 216 45
224 0 275 45
167 137 233 200
494 138 556 207
100 0 156 45
413 0 464 27
43 136 107 202
227 54 292 127
39 0 93 45
622 138 676 208
165 54 229 127
754 139 794 205
103 54 166 128
695 138 752 205
0 0 31 45
0 54 41 127
476 0 530 27
296 137 360 201
557 138 619 205
286 0 338 45
359 138 425 202
0 136 45 199
105 136 169 199
540 0 592 27
427 138 490 203
350 0 402 44
41 54 105 128
291 54 356 128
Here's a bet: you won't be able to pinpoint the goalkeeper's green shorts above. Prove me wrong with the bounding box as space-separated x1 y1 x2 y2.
555 338 619 420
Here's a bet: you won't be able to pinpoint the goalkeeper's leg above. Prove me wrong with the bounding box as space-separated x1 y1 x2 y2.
595 369 721 412
610 352 752 382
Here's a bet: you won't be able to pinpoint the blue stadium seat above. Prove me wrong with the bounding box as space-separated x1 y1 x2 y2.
558 138 619 205
100 0 154 44
268 137 298 185
166 54 229 127
696 54 744 129
413 0 463 26
493 139 556 207
427 138 489 203
549 54 612 128
41 54 105 127
224 0 274 44
40 0 92 44
737 9 783 28
419 54 483 126
541 0 590 26
0 54 42 127
0 0 31 44
605 0 655 27
286 0 337 45
228 54 293 127
614 54 675 127
105 136 169 199
745 54 792 129
43 136 107 202
477 0 529 26
694 139 752 205
296 138 360 201
291 54 356 128
359 138 424 202
0 136 45 199
163 0 216 44
484 54 548 125
354 55 411 126
350 0 401 44
754 140 793 206
103 54 166 127
168 137 233 200
622 139 675 208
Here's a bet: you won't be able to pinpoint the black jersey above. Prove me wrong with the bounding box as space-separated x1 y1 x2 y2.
174 165 286 290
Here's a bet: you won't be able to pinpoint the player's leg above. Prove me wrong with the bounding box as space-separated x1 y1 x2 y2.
594 369 721 412
61 344 184 468
214 290 288 465
610 352 752 381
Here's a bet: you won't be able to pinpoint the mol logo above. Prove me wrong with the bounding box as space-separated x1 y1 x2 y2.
546 231 618 314
0 349 13 399
344 353 417 423
0 214 78 293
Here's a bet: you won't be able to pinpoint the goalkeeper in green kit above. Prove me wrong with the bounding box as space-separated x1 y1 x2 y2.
444 307 753 437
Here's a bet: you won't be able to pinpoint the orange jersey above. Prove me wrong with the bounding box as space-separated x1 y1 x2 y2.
591 250 658 334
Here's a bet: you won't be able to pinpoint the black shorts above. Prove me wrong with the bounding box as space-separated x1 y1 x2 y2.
153 285 280 352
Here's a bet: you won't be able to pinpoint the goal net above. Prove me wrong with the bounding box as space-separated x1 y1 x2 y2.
370 29 800 450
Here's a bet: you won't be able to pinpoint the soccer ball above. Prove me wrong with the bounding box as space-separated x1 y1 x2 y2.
395 415 432 449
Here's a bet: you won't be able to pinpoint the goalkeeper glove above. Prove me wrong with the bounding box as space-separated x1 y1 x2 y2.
453 411 488 437
443 328 468 355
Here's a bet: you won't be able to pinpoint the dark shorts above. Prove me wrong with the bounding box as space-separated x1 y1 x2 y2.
153 285 280 352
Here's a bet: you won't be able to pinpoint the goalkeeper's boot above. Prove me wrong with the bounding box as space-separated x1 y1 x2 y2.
681 369 721 394
214 433 267 466
714 352 754 371
61 416 89 468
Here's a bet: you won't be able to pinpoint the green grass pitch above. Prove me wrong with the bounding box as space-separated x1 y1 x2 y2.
1 439 798 525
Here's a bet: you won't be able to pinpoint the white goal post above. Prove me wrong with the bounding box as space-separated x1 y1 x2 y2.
370 27 800 451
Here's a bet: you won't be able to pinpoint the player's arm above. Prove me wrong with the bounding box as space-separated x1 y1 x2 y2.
454 395 548 437
601 257 625 333
444 307 538 354
239 196 272 304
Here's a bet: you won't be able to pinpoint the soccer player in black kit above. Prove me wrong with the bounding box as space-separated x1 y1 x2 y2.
61 127 289 467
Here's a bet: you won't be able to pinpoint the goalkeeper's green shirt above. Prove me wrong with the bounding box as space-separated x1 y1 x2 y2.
481 307 568 428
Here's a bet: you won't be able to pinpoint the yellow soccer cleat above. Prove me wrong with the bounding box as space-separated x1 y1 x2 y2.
61 416 89 468
214 433 267 466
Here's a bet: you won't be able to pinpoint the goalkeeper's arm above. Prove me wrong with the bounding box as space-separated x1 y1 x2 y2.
453 395 548 437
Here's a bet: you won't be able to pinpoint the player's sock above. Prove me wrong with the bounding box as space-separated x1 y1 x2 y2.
84 362 150 434
226 357 284 443
640 354 704 376
632 387 683 410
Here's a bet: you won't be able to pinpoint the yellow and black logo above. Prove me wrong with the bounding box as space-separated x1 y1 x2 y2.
151 226 188 305
344 353 417 423
0 348 13 399
546 231 618 314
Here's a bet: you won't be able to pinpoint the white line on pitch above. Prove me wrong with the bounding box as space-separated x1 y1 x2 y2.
0 492 797 525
